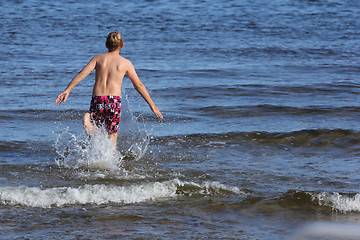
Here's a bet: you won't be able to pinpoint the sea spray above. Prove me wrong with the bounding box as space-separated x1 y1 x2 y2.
54 91 152 171
117 91 150 160
55 127 122 171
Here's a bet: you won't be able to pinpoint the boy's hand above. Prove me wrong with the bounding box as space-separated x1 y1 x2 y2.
55 91 70 106
150 105 163 119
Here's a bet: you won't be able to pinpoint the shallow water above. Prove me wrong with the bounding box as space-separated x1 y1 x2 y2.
1 0 360 239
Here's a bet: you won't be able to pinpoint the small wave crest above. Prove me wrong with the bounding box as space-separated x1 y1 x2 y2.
280 190 360 213
0 179 243 208
314 192 360 213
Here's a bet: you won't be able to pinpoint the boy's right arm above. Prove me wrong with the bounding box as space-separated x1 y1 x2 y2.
55 57 97 106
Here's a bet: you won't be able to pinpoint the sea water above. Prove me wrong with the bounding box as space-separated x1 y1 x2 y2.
0 0 360 239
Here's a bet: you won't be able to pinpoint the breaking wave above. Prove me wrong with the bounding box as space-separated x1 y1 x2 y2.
314 192 360 213
278 190 360 213
0 179 243 208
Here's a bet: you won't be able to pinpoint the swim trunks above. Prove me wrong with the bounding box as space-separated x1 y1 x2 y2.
89 95 121 134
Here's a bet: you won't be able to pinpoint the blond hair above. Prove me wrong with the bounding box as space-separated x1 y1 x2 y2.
106 32 123 51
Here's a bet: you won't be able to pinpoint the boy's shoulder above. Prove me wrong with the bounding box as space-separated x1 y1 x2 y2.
93 52 112 59
94 52 130 62
91 53 133 70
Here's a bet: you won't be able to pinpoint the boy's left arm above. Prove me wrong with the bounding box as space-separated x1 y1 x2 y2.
55 57 96 106
126 61 163 119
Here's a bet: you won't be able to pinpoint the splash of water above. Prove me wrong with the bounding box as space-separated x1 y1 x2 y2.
117 91 150 160
55 127 122 171
54 91 151 172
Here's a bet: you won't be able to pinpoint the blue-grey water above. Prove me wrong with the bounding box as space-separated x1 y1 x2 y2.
1 0 360 239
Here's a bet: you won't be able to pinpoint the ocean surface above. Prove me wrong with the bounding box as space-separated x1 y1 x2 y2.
1 0 360 239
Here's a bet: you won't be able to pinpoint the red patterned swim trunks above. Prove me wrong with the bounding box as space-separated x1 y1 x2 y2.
89 95 121 134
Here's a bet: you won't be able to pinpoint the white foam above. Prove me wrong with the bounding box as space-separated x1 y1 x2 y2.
313 192 360 213
55 128 123 171
177 180 243 195
0 179 243 208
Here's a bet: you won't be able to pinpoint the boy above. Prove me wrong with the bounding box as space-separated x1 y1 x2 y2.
55 32 163 147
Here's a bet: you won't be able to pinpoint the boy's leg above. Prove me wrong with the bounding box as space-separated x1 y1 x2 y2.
83 113 96 135
84 112 117 149
109 133 118 148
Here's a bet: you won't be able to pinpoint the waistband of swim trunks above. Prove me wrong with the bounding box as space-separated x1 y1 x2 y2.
92 95 121 100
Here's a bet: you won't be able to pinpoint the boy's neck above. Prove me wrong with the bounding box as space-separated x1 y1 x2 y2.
108 48 121 54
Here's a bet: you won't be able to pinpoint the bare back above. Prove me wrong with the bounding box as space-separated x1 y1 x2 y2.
92 52 128 96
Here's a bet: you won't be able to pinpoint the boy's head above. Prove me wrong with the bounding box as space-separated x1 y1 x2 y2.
106 32 123 51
